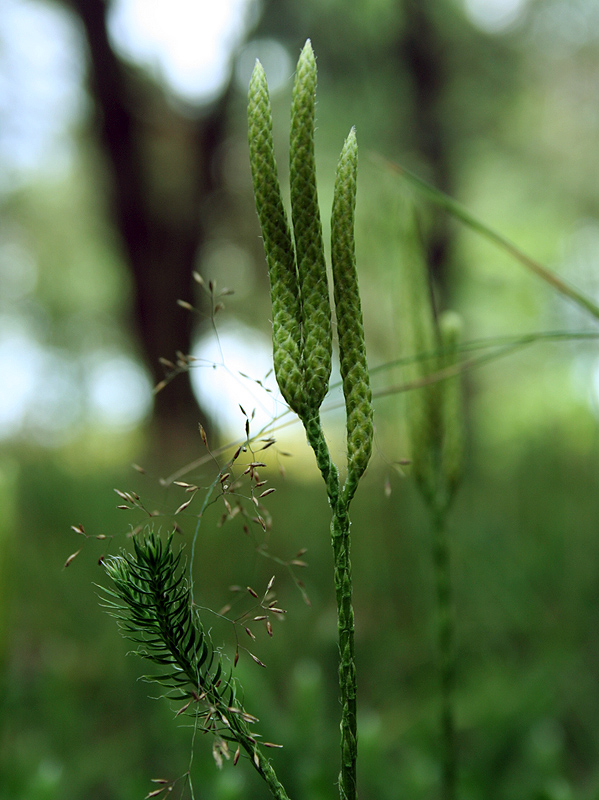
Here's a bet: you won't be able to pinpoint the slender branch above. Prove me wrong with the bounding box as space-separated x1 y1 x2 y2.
101 531 291 800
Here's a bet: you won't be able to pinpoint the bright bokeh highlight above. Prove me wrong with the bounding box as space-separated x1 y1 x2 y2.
464 0 529 32
191 323 286 437
108 0 253 102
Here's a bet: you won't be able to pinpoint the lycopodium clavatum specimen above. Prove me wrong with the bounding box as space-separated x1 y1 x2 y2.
249 39 373 800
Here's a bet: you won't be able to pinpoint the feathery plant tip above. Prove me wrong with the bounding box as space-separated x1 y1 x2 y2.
100 530 290 800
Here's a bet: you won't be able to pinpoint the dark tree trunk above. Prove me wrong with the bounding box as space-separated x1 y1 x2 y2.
400 0 455 308
62 0 231 458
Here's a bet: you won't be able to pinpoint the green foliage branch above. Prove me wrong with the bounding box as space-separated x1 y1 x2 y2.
249 40 374 800
101 529 290 800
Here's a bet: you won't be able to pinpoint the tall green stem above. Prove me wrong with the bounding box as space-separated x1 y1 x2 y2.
331 500 357 800
432 507 456 800
304 416 358 800
249 43 371 800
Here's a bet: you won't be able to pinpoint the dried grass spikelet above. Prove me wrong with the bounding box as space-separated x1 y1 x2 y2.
248 61 305 414
290 39 332 412
331 128 373 494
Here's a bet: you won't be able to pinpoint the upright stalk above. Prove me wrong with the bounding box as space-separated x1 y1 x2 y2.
305 417 358 800
397 209 464 799
249 42 372 799
432 507 456 800
331 500 357 800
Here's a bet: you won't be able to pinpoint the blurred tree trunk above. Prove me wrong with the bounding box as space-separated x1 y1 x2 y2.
60 0 230 459
400 0 455 309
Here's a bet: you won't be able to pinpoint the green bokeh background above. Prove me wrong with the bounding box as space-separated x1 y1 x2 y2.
3 1 599 798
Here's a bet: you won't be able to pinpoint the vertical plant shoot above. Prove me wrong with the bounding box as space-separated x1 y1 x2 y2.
437 310 464 506
398 207 442 505
397 207 464 800
248 61 304 416
331 128 374 500
290 41 332 413
249 39 373 800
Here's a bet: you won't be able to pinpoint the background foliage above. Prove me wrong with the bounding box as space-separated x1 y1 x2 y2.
3 1 599 798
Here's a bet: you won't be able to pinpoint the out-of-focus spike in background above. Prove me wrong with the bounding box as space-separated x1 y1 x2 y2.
3 1 599 798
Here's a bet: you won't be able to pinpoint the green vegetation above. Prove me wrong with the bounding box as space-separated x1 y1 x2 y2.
5 4 599 800
92 39 599 800
249 41 372 799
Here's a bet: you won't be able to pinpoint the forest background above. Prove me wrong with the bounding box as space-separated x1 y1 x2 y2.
2 1 599 799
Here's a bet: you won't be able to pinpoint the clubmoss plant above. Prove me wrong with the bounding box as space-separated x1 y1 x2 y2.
398 207 464 800
247 57 304 415
249 40 373 800
289 42 332 412
101 529 291 800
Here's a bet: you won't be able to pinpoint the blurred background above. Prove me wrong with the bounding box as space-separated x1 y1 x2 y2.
3 0 599 798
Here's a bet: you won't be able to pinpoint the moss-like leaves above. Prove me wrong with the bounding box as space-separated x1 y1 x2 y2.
100 530 290 800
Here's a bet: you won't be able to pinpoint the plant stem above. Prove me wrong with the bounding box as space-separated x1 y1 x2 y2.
331 500 357 800
245 744 291 800
432 507 457 800
303 415 358 800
